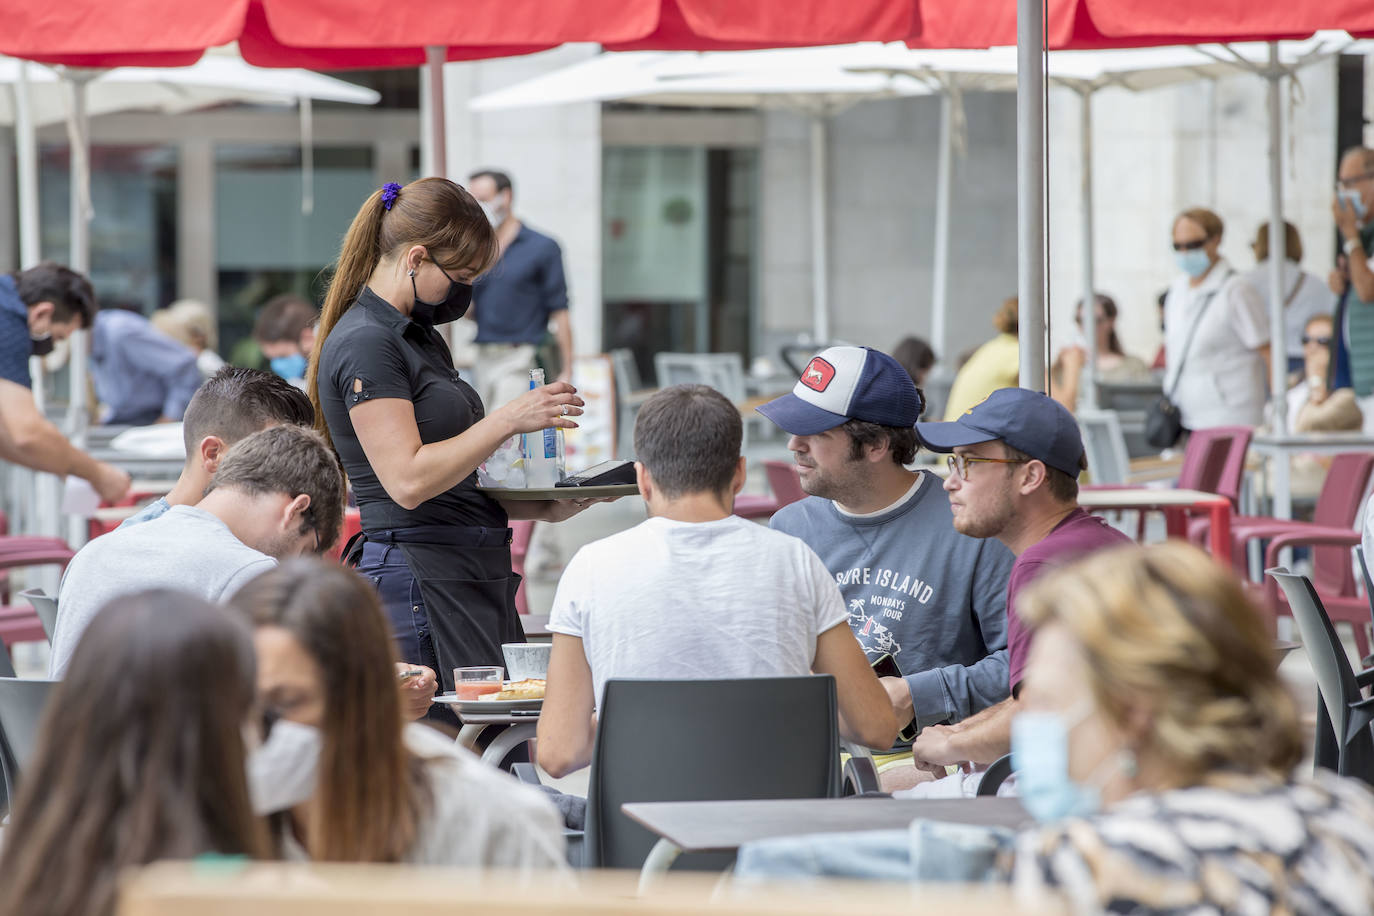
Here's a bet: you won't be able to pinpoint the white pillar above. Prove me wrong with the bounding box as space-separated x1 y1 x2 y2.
1016 0 1046 390
809 114 830 343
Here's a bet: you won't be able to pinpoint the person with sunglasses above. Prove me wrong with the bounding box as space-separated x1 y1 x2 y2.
898 388 1131 792
1329 146 1374 431
1162 207 1271 431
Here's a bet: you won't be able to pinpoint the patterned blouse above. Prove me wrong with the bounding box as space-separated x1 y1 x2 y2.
1012 771 1374 915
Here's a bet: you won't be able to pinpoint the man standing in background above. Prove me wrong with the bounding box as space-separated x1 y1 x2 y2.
467 169 573 408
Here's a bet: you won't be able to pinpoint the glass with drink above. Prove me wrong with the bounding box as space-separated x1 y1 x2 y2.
453 666 504 700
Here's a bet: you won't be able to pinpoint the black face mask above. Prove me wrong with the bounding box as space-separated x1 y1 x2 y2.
409 260 472 327
30 334 54 357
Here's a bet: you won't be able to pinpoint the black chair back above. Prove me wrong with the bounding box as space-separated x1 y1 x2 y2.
584 676 840 871
0 677 57 813
1268 568 1374 786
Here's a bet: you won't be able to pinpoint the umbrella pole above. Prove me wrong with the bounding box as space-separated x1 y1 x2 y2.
422 46 448 178
809 113 830 343
1079 87 1097 410
931 91 953 377
64 73 91 457
1016 0 1046 390
1266 43 1287 438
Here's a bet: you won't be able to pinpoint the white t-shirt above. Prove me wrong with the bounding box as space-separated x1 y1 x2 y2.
548 515 849 708
1164 257 1270 429
1241 260 1337 362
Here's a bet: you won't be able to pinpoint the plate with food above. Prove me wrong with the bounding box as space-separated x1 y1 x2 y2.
435 678 545 713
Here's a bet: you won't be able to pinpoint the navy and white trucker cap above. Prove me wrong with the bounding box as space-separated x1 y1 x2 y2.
756 346 923 436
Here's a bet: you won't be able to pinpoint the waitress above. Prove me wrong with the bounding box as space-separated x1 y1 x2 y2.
309 177 593 706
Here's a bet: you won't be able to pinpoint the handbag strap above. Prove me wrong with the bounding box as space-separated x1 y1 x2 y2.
1165 270 1233 398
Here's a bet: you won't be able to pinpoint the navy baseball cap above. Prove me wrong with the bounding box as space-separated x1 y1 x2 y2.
915 388 1084 477
756 346 923 436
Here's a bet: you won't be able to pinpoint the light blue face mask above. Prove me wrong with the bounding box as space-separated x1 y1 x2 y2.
1174 248 1212 279
269 353 308 380
1011 704 1130 824
1338 187 1369 223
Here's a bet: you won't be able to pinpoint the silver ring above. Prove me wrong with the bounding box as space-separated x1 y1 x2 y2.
561 404 570 416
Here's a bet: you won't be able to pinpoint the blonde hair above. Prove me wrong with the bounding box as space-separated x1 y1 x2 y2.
306 178 499 449
1176 207 1224 241
152 299 218 352
1018 542 1302 785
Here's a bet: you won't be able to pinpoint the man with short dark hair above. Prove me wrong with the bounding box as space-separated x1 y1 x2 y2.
120 367 315 527
467 168 572 407
761 346 1014 780
253 294 319 385
537 384 897 777
904 387 1131 779
50 424 347 676
0 262 131 502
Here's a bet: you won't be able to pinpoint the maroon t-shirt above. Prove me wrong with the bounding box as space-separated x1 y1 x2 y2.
1006 507 1133 692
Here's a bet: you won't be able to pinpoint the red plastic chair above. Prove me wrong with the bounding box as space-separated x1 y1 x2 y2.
1190 452 1374 581
0 539 76 653
764 459 806 507
511 520 536 615
1262 528 1371 661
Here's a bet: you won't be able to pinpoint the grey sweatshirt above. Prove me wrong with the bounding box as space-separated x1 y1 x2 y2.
771 471 1013 728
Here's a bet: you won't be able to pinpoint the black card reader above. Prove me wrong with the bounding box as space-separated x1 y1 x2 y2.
554 459 638 487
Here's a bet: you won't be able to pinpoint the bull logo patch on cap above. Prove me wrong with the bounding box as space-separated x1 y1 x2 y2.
801 357 836 392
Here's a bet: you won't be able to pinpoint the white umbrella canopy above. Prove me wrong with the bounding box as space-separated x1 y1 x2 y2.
471 51 929 344
0 53 379 125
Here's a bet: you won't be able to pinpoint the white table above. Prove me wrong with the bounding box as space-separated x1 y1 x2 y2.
1079 487 1232 558
1250 432 1374 521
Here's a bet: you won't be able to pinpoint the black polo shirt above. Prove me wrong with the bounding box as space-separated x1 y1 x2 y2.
318 287 507 532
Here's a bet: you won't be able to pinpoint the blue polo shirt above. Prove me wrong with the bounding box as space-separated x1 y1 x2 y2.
0 275 33 389
471 225 568 345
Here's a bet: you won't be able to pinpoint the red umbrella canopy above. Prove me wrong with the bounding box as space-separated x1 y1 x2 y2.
910 0 1321 49
0 0 921 68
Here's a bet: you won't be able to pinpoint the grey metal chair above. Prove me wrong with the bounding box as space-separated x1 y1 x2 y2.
1267 567 1374 786
976 753 1014 796
610 348 654 457
0 677 57 814
584 676 847 872
18 588 58 644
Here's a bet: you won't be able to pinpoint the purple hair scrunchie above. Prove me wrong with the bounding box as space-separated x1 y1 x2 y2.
381 182 402 211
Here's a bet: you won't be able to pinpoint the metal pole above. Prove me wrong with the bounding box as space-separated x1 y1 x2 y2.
423 46 448 178
1266 44 1287 437
809 113 830 343
1079 87 1097 409
931 91 954 370
1016 0 1046 390
64 74 91 455
14 66 40 270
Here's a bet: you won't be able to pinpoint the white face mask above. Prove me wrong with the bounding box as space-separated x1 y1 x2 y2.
479 198 507 228
245 719 322 815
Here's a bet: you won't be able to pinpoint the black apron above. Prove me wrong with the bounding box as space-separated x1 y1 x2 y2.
344 524 526 696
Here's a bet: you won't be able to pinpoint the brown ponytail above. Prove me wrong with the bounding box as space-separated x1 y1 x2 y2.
307 177 500 447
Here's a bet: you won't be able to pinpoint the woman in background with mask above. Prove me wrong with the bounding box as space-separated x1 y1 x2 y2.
310 178 597 715
1162 207 1271 431
1011 542 1374 913
228 559 565 868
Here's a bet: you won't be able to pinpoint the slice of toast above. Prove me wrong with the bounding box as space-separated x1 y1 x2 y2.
479 678 546 701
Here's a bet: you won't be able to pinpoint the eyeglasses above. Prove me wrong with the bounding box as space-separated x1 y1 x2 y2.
1301 334 1333 346
1171 239 1208 252
946 454 1028 480
1337 171 1374 189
